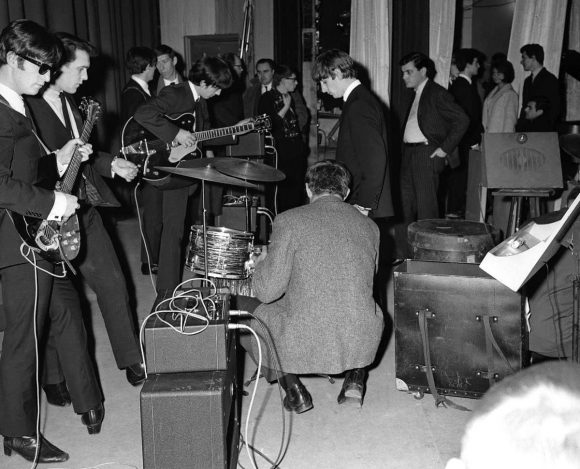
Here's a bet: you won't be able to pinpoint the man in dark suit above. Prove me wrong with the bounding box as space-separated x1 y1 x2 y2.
399 52 469 255
313 49 393 307
0 19 96 463
134 56 232 291
26 32 145 412
120 47 156 124
447 48 484 218
519 44 560 131
238 161 383 411
515 96 553 132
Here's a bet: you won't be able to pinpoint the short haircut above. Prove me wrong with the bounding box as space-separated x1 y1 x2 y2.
256 58 275 70
492 59 515 84
0 19 61 68
453 48 485 72
520 43 544 65
305 160 351 199
56 32 97 65
456 362 580 469
273 64 297 87
188 56 232 89
312 49 356 81
125 46 156 74
154 44 175 59
527 95 550 112
399 51 436 79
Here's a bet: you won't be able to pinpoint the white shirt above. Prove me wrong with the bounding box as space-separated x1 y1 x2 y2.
163 77 178 87
458 73 472 85
261 83 272 94
343 80 361 102
403 78 429 143
0 82 66 220
131 75 151 96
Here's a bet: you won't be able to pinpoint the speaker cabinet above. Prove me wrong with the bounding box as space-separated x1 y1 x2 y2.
141 343 239 468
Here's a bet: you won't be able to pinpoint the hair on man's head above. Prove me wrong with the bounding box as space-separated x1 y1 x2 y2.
56 32 96 65
305 160 351 199
312 49 356 81
154 44 176 58
0 19 61 68
125 46 156 74
399 52 437 80
520 44 545 65
188 56 232 89
273 64 298 87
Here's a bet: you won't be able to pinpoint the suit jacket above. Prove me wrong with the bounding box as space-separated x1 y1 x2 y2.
449 76 483 147
0 100 56 268
25 93 119 208
121 78 152 124
521 67 560 129
251 195 384 374
482 84 518 133
336 84 393 218
134 81 209 142
410 80 469 168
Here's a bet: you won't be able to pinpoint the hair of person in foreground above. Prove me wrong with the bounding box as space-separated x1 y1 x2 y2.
446 361 580 469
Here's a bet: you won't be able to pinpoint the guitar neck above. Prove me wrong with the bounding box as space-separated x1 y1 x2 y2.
193 123 255 142
59 119 95 194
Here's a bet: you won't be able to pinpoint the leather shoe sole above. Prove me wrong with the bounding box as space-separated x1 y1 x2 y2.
81 403 105 435
283 382 313 414
3 434 69 463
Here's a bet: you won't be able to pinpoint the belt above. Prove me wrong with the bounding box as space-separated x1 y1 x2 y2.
404 141 429 147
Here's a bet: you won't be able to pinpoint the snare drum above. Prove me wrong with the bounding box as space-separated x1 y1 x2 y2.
185 225 254 279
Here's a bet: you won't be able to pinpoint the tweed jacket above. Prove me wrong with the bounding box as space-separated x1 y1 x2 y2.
25 93 120 207
251 195 384 374
408 79 469 168
337 84 394 218
482 84 518 133
0 100 56 268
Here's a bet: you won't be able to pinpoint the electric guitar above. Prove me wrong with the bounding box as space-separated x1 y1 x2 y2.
120 113 271 190
10 97 101 265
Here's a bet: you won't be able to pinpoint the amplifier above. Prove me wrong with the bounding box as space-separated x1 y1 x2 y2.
144 289 234 373
226 132 265 157
141 344 239 469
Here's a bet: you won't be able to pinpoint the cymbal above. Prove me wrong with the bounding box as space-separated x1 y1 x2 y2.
213 159 285 182
560 134 580 161
178 158 246 169
155 165 259 188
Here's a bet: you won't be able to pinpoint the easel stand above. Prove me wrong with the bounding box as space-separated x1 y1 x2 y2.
493 188 553 237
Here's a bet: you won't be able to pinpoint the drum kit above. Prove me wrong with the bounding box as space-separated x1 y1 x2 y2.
156 158 284 289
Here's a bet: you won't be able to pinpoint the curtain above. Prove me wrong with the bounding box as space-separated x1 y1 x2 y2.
507 0 568 113
429 0 456 89
0 0 160 153
350 0 391 106
566 0 580 121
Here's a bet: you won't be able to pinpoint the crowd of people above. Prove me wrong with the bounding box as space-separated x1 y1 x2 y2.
0 15 573 466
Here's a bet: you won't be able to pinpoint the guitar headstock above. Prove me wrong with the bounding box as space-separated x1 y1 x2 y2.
251 114 272 133
79 97 102 124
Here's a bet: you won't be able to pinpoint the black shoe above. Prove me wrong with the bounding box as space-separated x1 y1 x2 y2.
43 381 71 407
141 263 158 275
3 434 69 463
126 362 146 386
283 382 313 414
337 368 367 407
81 403 104 435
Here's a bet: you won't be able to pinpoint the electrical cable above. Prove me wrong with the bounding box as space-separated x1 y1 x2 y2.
132 181 157 292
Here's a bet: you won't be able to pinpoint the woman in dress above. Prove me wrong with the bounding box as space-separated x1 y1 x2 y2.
258 64 307 213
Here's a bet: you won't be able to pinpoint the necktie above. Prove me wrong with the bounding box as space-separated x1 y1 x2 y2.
261 85 268 94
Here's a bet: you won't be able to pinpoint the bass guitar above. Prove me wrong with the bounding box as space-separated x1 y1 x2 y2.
10 97 101 265
120 113 271 190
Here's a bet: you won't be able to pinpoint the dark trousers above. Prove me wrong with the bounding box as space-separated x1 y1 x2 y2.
398 144 446 257
0 261 100 436
44 207 141 392
139 184 191 291
444 145 469 215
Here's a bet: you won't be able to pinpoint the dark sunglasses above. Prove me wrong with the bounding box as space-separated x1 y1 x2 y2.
15 52 52 75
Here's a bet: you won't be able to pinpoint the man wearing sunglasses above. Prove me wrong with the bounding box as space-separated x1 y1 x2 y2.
0 20 96 463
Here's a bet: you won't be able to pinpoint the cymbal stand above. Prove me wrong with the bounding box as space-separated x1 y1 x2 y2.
201 179 209 280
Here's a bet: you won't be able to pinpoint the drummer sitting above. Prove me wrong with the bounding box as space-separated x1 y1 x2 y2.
237 160 384 412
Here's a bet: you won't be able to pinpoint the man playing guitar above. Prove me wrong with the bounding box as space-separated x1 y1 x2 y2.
133 56 232 292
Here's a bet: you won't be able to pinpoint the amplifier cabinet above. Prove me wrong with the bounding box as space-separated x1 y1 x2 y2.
394 260 526 398
145 290 233 373
141 357 240 468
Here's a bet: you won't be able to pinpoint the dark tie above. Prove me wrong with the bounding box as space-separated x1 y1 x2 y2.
60 93 75 138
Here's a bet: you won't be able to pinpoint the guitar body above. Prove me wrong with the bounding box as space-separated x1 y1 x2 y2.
122 113 201 190
120 114 272 191
11 213 81 262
